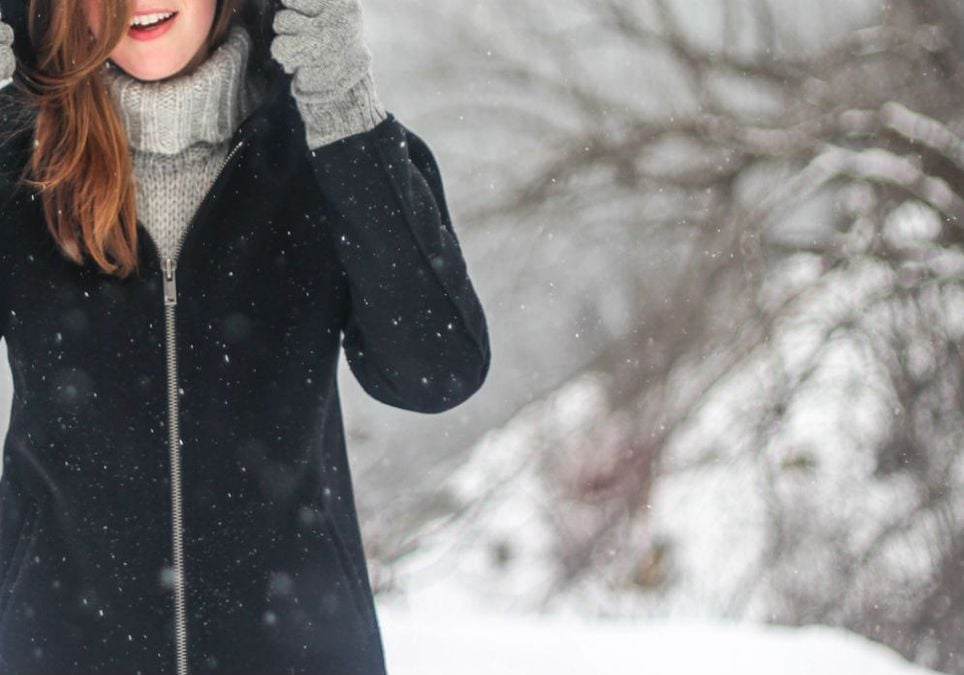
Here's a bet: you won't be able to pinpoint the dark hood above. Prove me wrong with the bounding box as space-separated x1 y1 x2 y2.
0 0 284 74
0 0 290 180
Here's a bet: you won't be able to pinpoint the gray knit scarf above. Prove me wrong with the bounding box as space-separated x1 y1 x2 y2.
98 24 261 262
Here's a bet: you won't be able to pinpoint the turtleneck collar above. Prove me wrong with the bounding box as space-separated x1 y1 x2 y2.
99 24 255 155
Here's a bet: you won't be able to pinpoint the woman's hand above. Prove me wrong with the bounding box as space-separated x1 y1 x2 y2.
270 0 388 149
0 12 15 82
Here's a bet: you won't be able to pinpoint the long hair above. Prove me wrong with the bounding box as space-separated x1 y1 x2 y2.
4 0 245 280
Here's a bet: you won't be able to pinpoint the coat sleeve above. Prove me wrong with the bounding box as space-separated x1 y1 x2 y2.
306 111 491 414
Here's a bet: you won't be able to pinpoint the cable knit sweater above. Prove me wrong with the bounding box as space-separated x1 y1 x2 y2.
98 24 261 263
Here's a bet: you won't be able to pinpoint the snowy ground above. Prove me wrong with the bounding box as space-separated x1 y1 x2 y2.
376 597 940 675
370 371 942 675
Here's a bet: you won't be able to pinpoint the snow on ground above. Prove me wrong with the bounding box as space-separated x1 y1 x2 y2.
369 369 941 675
376 597 941 675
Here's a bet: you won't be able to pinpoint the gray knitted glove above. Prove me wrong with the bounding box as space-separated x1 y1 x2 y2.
271 0 388 149
0 13 15 82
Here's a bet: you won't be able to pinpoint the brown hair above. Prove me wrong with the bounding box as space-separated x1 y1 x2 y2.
5 0 244 280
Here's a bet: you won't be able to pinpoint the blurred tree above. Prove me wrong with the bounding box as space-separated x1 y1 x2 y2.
368 0 964 672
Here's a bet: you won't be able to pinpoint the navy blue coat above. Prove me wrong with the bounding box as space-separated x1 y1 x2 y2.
0 0 490 672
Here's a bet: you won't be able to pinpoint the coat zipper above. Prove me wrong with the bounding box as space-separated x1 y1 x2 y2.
156 137 247 675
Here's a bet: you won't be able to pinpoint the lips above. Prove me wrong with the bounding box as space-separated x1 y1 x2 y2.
127 11 177 41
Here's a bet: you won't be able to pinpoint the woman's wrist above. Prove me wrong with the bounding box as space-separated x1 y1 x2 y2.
293 70 388 149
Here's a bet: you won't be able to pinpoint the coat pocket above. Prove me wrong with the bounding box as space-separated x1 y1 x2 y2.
0 495 42 624
263 496 374 665
314 505 371 627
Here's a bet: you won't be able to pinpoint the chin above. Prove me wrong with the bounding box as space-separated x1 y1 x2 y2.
112 58 190 83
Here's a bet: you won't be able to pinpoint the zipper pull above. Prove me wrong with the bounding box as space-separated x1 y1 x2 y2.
163 257 177 306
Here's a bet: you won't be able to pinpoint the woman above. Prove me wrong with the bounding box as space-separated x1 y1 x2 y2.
0 0 490 673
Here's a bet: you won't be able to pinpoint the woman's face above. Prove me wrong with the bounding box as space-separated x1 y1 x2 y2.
84 1 218 82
